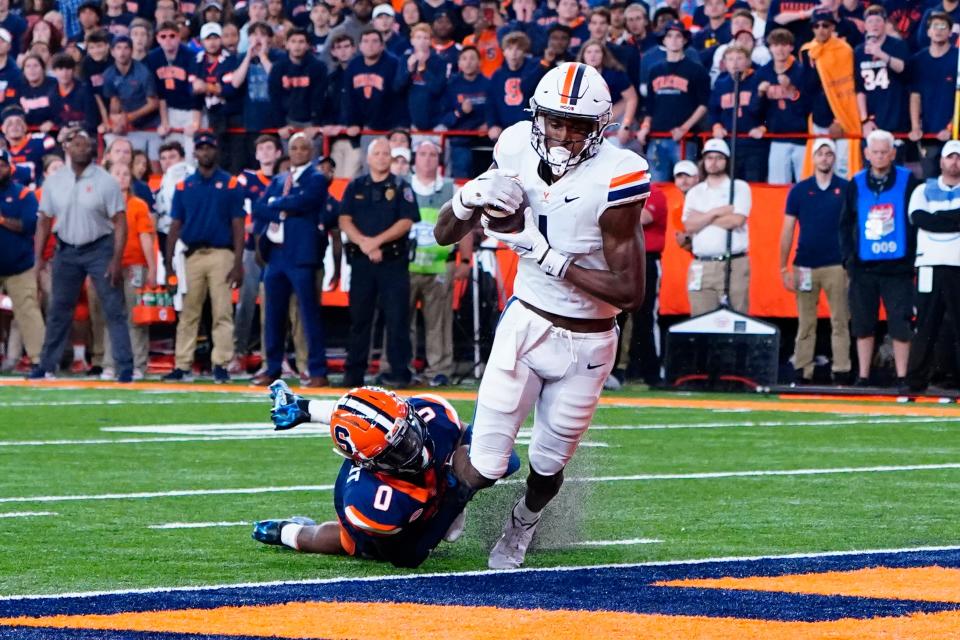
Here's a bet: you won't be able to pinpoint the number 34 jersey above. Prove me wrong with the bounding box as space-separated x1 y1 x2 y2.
333 394 463 558
493 120 651 320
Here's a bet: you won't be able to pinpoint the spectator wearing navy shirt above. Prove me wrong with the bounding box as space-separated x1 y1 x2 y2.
405 23 446 131
162 132 244 384
710 45 767 182
0 150 44 369
103 0 136 36
620 3 658 57
51 53 98 133
372 4 409 60
342 28 410 137
909 12 958 177
269 27 327 138
0 28 21 111
0 0 25 58
758 28 808 184
307 1 333 57
549 0 589 53
769 0 818 45
418 0 458 26
442 46 489 177
76 0 103 44
586 8 638 87
485 30 539 141
191 23 240 169
102 35 160 163
284 0 313 28
231 21 282 168
856 5 910 160
19 55 58 133
146 21 200 162
709 11 771 86
321 32 361 179
430 10 461 75
80 29 112 115
692 0 731 53
779 138 851 384
637 21 708 182
320 0 373 68
2 106 56 186
498 0 547 57
916 0 960 49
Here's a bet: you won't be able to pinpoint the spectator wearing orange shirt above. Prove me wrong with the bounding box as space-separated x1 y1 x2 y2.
102 160 156 380
462 0 503 78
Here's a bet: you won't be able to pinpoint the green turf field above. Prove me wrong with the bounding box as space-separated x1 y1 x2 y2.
1 384 959 597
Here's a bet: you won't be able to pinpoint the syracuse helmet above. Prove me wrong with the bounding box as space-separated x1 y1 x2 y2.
330 386 430 474
529 61 613 176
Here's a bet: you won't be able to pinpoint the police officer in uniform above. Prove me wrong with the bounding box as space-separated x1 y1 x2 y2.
251 132 330 388
339 137 420 388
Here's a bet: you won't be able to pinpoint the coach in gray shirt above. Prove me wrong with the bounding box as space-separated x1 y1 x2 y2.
29 128 134 381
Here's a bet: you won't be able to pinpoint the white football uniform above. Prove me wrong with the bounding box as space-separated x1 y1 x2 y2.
469 122 651 480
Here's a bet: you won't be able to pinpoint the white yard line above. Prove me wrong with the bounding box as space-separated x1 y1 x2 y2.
585 417 960 431
148 521 250 530
573 538 662 546
3 462 959 504
0 484 335 504
0 398 263 408
0 511 56 519
2 544 959 601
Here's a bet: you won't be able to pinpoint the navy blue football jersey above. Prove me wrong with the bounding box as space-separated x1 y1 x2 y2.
333 394 463 559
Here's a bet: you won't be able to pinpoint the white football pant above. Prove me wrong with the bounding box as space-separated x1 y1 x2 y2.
469 299 618 479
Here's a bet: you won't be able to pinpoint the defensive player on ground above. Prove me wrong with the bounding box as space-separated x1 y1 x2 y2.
252 381 518 567
432 62 650 569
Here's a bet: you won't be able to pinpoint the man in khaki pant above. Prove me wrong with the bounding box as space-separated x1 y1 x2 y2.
162 132 244 383
780 138 851 384
0 150 44 365
681 139 752 315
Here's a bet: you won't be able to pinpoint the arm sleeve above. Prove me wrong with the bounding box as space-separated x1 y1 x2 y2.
603 154 651 215
784 183 799 217
398 183 420 222
105 174 126 216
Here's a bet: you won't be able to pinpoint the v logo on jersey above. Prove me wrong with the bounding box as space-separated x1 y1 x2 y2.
565 195 580 203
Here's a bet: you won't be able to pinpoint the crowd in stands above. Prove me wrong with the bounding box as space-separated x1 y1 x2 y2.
1 0 960 390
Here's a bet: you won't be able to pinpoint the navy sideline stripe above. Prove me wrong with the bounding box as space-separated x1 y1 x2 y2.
1 550 959 622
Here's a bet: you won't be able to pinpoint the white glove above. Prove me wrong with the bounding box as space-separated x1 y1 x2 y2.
452 169 524 220
483 208 571 278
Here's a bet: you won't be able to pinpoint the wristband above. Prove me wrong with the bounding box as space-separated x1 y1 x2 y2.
452 192 475 221
537 247 571 279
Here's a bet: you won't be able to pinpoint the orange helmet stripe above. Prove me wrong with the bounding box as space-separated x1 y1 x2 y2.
559 63 577 105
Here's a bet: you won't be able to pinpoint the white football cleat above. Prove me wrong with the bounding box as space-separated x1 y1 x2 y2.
488 499 540 569
443 508 467 543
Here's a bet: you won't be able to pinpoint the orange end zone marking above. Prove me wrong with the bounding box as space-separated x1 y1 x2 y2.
4 602 960 640
4 379 960 417
656 566 960 604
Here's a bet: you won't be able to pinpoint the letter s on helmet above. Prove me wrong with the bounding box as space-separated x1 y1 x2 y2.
529 62 613 176
330 386 429 474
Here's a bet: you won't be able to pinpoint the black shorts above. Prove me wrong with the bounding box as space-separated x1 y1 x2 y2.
848 269 914 341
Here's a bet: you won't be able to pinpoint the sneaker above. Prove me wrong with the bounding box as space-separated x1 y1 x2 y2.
281 359 296 377
162 368 194 382
603 373 622 391
853 376 871 388
251 516 316 545
133 369 145 381
212 365 230 384
27 365 54 380
488 498 541 570
70 360 87 374
444 507 467 543
375 373 410 389
13 357 32 374
429 374 450 387
116 370 133 383
227 356 246 375
99 367 115 381
86 365 103 377
832 371 853 386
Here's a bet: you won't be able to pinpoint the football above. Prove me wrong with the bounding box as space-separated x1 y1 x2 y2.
483 189 530 234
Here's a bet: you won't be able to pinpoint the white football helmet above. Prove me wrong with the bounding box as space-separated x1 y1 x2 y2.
529 62 613 177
